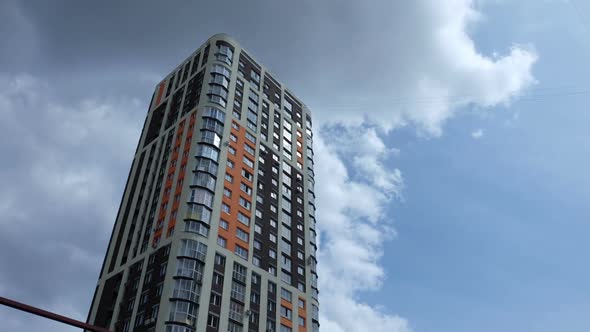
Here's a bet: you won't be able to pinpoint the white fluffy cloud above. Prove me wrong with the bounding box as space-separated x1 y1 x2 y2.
313 1 537 331
308 0 537 136
315 129 410 331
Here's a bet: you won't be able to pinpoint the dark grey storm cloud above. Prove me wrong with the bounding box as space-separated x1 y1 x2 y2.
2 0 405 104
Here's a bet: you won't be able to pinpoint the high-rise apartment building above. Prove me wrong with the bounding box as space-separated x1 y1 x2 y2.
86 34 318 332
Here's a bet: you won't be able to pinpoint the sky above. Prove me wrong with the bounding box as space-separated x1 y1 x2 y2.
1 0 590 331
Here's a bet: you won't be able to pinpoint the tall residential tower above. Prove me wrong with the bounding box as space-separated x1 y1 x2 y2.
87 34 319 332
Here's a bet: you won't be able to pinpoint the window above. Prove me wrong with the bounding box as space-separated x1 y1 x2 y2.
243 156 254 169
210 292 222 306
172 279 199 302
281 254 291 272
269 233 277 243
251 70 260 83
228 146 236 155
144 271 152 285
244 144 255 155
253 256 261 267
297 237 304 245
228 321 243 332
282 185 292 197
230 133 238 142
282 213 291 226
227 159 235 168
168 300 198 325
297 266 304 275
281 227 291 240
281 271 292 284
192 172 216 191
235 245 248 260
298 299 305 309
160 263 167 277
196 145 219 161
296 223 303 231
156 283 163 296
211 64 231 78
281 288 292 302
151 304 159 320
207 314 219 328
269 249 277 259
254 224 262 234
240 183 252 195
176 258 203 280
196 157 218 175
223 188 232 198
189 188 214 208
298 316 305 326
251 285 261 301
222 203 230 213
237 212 250 226
253 240 261 249
280 306 292 320
201 130 222 147
217 236 227 248
241 169 253 182
270 219 277 228
239 197 251 210
245 131 256 144
231 282 246 302
236 228 249 242
213 272 224 286
135 311 144 326
179 239 208 261
215 253 226 266
297 251 304 260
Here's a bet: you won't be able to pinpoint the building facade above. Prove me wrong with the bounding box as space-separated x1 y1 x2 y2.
86 34 319 332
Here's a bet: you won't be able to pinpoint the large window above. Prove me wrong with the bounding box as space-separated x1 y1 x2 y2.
281 288 292 302
200 130 221 148
168 300 198 326
176 258 203 280
191 172 216 191
179 239 207 262
233 262 247 283
195 158 218 176
237 212 250 226
280 306 292 320
229 301 244 322
172 279 200 302
196 144 219 162
231 281 246 302
211 64 231 78
215 44 233 65
189 188 214 208
202 118 224 135
185 203 211 224
184 220 209 237
236 228 249 242
203 106 226 122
